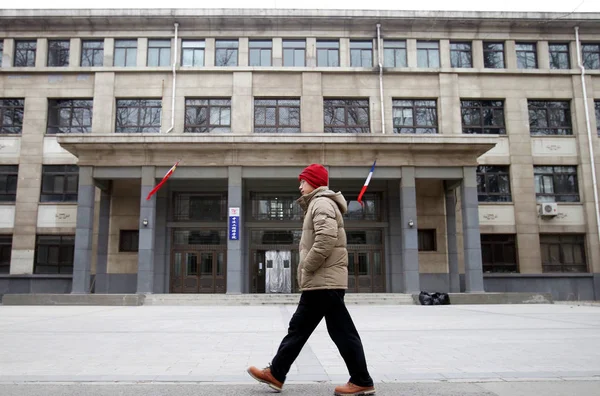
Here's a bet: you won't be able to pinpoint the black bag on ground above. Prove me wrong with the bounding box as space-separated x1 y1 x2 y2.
418 291 451 305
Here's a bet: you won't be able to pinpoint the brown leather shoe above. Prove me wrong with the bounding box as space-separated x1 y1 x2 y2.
247 365 283 392
334 382 376 396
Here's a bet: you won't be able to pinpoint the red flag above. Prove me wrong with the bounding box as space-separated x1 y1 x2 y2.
146 160 179 200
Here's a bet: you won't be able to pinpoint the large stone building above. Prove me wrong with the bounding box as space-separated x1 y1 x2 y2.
0 9 599 300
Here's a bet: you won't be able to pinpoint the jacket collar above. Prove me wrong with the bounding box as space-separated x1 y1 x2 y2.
296 186 328 212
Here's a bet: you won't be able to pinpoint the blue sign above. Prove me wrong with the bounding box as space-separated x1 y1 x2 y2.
229 207 240 240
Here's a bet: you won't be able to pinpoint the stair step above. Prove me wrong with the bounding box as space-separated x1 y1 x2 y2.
143 293 416 306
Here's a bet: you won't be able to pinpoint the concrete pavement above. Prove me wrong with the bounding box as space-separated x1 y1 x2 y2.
0 303 599 394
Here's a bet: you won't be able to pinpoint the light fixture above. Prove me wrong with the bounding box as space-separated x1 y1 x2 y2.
408 219 414 228
142 218 148 227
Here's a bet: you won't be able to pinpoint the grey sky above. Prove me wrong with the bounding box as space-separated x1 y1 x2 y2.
8 0 600 12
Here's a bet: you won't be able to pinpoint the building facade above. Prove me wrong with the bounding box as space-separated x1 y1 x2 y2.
0 9 599 300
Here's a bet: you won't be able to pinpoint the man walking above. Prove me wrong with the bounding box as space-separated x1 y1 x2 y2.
247 164 375 396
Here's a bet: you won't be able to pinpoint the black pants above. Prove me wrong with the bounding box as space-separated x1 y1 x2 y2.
270 289 373 387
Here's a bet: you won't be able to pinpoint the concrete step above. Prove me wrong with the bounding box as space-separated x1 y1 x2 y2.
143 293 416 306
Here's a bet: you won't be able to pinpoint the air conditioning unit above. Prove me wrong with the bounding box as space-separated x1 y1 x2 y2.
540 202 559 217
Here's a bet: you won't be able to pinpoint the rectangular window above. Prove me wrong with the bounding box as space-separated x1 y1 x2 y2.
594 100 600 136
323 99 370 133
254 98 300 133
549 43 570 69
119 230 139 252
450 42 472 68
528 100 571 136
81 40 104 67
316 40 339 67
282 40 306 67
461 100 506 135
249 40 272 67
14 40 36 67
251 194 303 221
184 98 231 133
383 40 407 68
172 193 227 222
0 99 24 134
582 44 600 70
418 229 436 252
344 193 380 221
47 40 70 67
516 42 537 69
477 165 511 202
47 99 93 134
147 39 171 67
481 234 517 273
40 165 79 203
417 41 440 68
392 99 437 134
534 166 579 203
483 42 505 68
0 165 18 202
114 39 137 67
181 40 205 67
115 99 162 133
34 235 74 274
350 40 373 67
215 40 238 66
0 236 11 274
540 234 587 273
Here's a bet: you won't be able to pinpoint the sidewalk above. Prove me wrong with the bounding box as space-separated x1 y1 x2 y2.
0 303 599 385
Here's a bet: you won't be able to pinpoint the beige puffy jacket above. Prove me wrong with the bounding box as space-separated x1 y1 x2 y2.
296 186 348 291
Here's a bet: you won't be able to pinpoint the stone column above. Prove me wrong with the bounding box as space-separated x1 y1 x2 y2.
440 39 451 68
137 38 148 67
340 38 350 67
92 72 115 133
137 166 156 293
537 41 550 70
69 38 81 67
205 38 215 67
439 73 461 134
387 180 403 292
301 72 323 133
444 183 460 292
407 39 417 68
238 38 249 66
306 38 317 67
400 167 420 292
231 72 252 134
272 38 282 67
461 167 485 292
153 186 169 293
506 40 517 69
2 39 14 67
36 38 47 67
95 187 111 293
103 38 114 67
72 166 95 294
472 40 484 69
227 166 243 294
10 97 46 275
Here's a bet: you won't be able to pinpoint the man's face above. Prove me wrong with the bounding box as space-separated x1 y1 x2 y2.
299 179 315 196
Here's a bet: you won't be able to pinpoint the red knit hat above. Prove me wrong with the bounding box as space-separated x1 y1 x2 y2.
299 164 328 188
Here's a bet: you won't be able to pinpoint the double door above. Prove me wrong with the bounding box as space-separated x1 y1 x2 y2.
170 250 226 293
347 249 385 293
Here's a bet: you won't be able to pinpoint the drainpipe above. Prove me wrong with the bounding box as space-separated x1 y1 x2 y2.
377 23 385 134
165 22 179 133
575 26 600 248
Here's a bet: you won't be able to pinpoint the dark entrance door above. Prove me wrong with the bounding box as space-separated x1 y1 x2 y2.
169 229 227 293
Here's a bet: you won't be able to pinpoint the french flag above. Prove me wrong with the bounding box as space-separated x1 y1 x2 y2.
357 160 376 206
